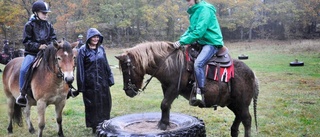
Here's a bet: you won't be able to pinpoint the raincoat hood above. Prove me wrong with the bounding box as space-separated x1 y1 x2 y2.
86 28 103 45
187 0 216 14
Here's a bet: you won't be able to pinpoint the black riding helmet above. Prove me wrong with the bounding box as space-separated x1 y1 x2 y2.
32 1 51 13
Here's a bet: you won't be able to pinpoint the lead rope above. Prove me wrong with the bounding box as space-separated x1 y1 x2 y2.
68 83 78 98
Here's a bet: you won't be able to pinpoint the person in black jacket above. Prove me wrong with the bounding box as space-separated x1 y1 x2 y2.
76 28 114 134
3 40 9 55
16 0 57 106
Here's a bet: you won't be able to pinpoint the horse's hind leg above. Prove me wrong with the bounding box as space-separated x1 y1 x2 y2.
230 114 241 137
25 105 35 134
55 101 66 137
229 105 252 137
241 108 252 137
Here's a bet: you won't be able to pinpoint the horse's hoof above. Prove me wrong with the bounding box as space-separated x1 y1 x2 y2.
158 122 168 130
29 128 35 134
7 127 13 134
58 134 65 137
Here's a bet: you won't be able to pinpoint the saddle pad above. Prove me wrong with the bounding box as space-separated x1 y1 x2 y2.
206 62 234 82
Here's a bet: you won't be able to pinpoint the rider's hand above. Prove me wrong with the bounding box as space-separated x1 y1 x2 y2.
173 41 181 49
39 44 48 50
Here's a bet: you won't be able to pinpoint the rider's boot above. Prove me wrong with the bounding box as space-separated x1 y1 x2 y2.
190 86 206 107
16 90 27 107
196 87 206 107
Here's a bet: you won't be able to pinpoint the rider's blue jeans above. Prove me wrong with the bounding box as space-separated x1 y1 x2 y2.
194 45 218 90
19 55 35 90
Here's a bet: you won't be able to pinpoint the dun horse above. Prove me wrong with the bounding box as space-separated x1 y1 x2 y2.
115 41 259 137
2 40 77 137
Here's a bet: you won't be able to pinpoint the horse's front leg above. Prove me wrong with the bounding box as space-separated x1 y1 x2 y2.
7 97 15 134
158 85 179 130
37 100 47 137
55 100 66 137
25 104 35 134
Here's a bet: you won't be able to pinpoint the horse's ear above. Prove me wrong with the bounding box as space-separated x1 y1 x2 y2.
53 40 59 48
53 39 63 49
115 55 125 61
115 55 121 60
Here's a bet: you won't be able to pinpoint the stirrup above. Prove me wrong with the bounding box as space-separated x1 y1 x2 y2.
16 94 28 107
190 93 205 107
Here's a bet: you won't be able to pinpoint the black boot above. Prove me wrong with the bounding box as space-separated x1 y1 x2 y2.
16 92 27 107
190 87 206 107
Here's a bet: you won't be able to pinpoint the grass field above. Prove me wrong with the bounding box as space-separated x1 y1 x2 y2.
0 40 319 137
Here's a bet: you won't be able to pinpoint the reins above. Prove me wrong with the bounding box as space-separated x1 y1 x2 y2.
141 49 180 91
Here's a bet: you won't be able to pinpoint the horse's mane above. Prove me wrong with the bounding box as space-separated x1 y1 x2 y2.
42 41 72 70
125 41 185 74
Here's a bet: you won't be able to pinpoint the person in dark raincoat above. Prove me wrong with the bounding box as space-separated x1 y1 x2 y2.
76 28 114 133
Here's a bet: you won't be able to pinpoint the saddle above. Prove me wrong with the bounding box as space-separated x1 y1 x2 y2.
187 43 232 70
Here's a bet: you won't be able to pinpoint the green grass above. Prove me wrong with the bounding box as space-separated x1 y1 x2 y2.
0 40 319 137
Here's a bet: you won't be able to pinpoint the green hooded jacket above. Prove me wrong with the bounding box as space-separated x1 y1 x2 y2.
179 0 223 47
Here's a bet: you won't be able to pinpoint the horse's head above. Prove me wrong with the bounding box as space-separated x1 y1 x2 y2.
52 39 77 85
115 53 144 97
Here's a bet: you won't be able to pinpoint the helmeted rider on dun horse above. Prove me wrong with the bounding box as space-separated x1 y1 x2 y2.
16 0 57 106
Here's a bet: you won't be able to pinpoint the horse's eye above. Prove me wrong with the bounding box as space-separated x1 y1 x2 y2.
56 57 62 60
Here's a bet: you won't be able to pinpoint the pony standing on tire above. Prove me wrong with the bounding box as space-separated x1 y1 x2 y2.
116 41 259 137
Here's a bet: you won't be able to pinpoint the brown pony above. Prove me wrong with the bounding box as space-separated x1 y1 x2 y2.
115 41 259 137
2 39 77 137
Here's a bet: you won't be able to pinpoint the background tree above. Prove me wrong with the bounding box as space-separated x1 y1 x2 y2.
0 0 319 49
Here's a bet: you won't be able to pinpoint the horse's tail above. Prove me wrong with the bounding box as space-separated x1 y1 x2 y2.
253 75 259 132
13 103 23 127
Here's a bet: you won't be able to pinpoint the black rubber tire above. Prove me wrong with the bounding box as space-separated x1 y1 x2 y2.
238 55 248 60
97 112 206 137
290 61 304 66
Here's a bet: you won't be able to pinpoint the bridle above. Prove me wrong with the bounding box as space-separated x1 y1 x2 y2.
46 47 77 93
122 55 141 94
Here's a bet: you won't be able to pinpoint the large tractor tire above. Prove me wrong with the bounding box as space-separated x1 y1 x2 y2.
97 112 206 137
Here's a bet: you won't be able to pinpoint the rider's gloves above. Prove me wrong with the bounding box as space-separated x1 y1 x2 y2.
39 44 48 50
173 41 181 49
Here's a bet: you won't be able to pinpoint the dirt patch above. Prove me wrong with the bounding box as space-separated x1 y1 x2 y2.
123 120 177 134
